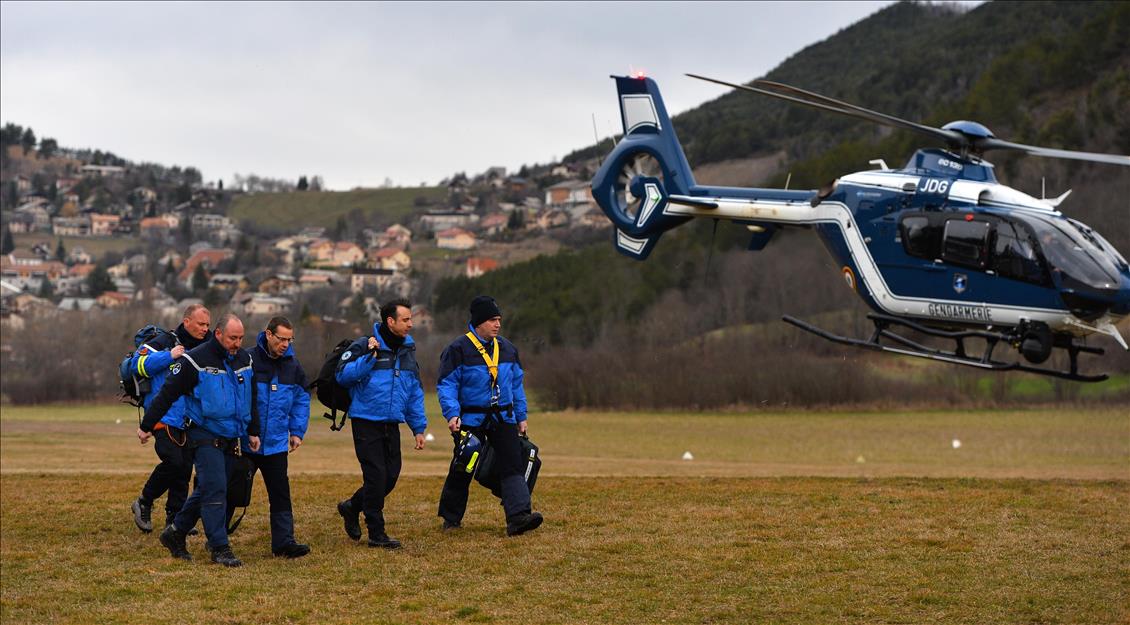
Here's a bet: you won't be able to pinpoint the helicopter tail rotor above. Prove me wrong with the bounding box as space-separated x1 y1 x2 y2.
591 75 699 259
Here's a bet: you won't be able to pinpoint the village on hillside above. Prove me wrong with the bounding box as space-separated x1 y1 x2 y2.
0 128 611 330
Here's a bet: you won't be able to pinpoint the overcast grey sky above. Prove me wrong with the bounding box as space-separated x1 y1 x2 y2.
1 1 896 190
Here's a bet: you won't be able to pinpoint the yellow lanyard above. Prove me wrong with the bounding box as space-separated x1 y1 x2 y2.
465 331 499 386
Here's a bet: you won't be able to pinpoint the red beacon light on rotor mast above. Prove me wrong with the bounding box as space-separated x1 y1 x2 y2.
629 66 647 80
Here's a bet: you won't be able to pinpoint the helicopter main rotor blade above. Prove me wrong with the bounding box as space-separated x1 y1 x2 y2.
687 73 963 146
976 137 1130 166
752 79 965 146
688 73 1130 168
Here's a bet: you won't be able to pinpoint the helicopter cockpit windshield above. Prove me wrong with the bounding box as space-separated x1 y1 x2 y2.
1019 214 1124 293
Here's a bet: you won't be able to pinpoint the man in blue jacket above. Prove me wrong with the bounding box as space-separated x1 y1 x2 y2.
138 313 261 567
335 298 427 549
240 316 310 558
437 295 543 536
130 303 210 533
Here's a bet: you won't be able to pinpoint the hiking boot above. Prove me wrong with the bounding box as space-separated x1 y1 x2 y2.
442 520 462 532
132 498 153 533
159 525 191 561
210 545 243 567
165 524 200 537
273 543 311 559
368 534 402 549
338 500 361 541
506 511 544 537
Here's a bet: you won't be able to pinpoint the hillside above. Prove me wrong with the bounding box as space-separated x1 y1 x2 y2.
569 2 1121 166
227 185 446 232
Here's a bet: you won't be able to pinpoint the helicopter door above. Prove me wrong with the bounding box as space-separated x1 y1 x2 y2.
940 218 992 269
990 221 1046 285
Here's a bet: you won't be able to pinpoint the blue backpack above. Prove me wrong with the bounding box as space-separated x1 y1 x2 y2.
118 324 176 408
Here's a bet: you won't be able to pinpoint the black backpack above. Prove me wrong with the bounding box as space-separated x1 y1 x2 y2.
118 324 176 409
309 337 370 431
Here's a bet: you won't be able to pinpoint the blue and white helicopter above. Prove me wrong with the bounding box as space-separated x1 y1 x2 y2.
590 74 1130 382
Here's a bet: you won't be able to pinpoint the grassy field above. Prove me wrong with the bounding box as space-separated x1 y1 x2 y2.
1 403 1128 624
228 186 446 231
12 232 142 259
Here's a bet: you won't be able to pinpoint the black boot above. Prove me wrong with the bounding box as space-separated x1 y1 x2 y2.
506 511 544 537
338 500 361 541
159 525 191 561
210 545 243 567
166 524 199 537
368 533 402 549
132 498 153 533
273 542 311 558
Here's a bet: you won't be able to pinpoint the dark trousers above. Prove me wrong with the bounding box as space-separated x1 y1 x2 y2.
139 430 192 527
349 419 401 538
438 420 531 525
173 429 235 549
244 451 296 551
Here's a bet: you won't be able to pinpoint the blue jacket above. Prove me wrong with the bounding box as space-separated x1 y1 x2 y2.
335 323 427 435
141 335 259 440
436 325 527 428
128 324 206 427
244 332 310 456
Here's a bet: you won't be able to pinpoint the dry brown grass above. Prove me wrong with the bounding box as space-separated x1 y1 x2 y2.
1 403 1127 624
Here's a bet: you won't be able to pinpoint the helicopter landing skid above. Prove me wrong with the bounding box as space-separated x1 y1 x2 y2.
782 313 1108 383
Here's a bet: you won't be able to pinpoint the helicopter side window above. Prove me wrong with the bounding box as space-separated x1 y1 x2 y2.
941 218 992 269
899 215 942 259
991 221 1045 284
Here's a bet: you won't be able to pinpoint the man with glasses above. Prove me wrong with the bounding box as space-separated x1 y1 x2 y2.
239 316 311 558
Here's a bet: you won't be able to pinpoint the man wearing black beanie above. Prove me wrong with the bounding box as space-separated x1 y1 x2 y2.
436 295 543 536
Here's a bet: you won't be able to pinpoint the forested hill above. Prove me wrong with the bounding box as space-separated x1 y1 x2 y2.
567 1 1129 168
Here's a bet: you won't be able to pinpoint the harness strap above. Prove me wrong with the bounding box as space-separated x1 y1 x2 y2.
464 332 499 386
185 435 240 454
460 404 513 415
465 331 502 408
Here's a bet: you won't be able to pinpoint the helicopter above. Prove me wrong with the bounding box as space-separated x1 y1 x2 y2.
589 73 1130 382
